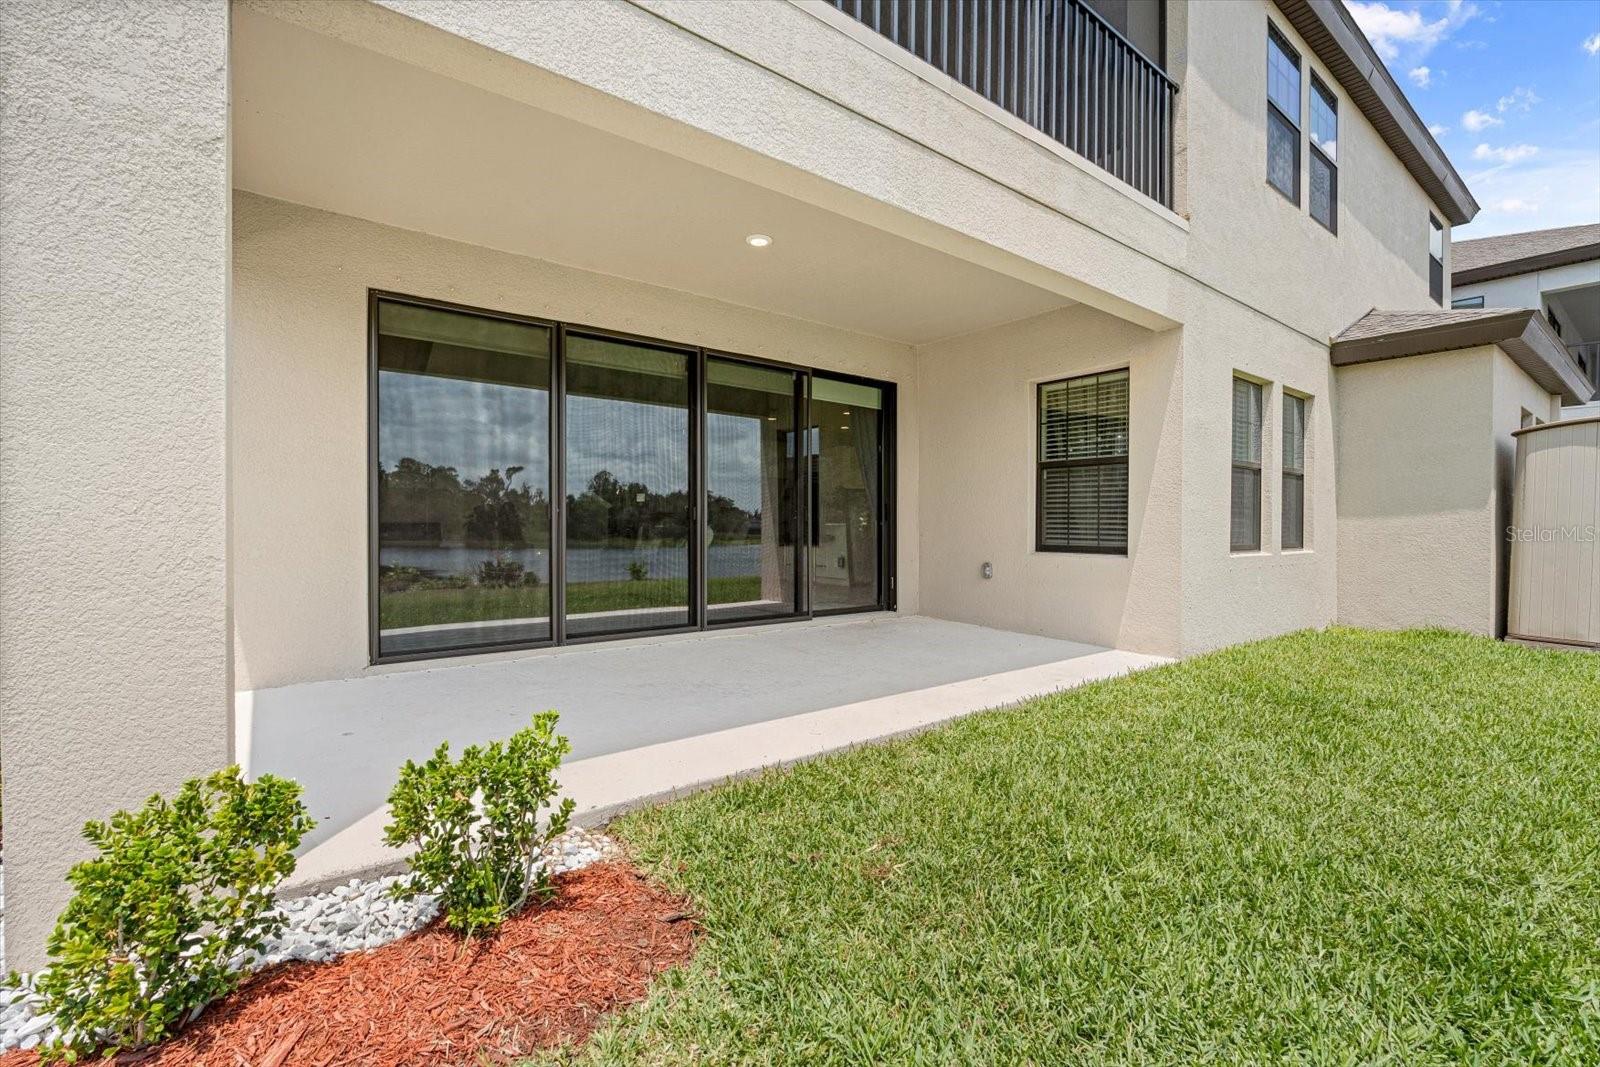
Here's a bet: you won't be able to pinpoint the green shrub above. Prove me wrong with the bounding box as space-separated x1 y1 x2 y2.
384 712 576 937
475 558 526 588
627 560 648 582
33 768 312 1061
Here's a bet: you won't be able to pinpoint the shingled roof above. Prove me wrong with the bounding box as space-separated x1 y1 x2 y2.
1452 223 1600 286
1332 308 1594 404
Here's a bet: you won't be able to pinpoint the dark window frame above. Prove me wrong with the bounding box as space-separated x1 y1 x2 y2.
368 290 896 665
1231 376 1264 553
1429 214 1444 304
1281 391 1307 551
1036 368 1131 556
1308 74 1338 234
1266 22 1302 206
1451 295 1485 309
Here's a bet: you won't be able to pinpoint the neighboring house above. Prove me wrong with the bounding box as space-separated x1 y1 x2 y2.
1 0 1595 968
1451 223 1600 410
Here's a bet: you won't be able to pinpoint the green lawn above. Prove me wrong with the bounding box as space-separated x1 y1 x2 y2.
555 628 1600 1065
379 575 763 629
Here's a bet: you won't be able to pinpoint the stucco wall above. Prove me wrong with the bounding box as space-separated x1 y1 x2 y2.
0 2 231 969
1454 260 1600 311
1333 345 1557 636
1490 348 1563 633
249 0 1447 352
232 192 920 691
1176 301 1340 653
916 309 1184 655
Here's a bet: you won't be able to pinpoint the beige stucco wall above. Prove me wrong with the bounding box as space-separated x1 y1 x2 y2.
0 2 232 969
250 0 1449 350
1335 345 1558 636
232 192 920 691
916 309 1183 655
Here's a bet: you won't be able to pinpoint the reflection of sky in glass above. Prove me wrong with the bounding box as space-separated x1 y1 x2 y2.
379 372 547 491
382 371 764 511
706 413 762 511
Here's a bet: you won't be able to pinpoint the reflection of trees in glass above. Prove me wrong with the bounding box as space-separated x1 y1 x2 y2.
564 470 743 546
378 458 549 547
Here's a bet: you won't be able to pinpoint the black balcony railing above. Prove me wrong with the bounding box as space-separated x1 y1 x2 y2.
829 0 1177 208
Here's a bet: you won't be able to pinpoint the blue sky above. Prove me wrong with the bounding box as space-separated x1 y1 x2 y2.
1344 0 1600 238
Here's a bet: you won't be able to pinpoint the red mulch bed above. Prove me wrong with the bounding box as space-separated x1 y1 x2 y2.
1 862 697 1067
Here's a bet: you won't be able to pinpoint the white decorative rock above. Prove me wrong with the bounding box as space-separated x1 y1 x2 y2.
0 828 618 1053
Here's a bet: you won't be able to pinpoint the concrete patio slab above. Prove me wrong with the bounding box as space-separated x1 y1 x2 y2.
237 615 1167 894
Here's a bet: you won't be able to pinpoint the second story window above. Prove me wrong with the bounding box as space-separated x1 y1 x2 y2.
1309 77 1337 233
1267 25 1301 204
1451 295 1485 309
1429 215 1444 304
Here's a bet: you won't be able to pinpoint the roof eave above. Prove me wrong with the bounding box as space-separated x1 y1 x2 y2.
1452 243 1600 286
1272 0 1478 227
1332 310 1594 404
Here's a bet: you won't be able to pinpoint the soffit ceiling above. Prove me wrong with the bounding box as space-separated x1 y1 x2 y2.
231 7 1070 346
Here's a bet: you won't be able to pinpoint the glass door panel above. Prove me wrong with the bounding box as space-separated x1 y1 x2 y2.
375 300 553 657
705 358 801 624
563 335 692 637
810 375 884 612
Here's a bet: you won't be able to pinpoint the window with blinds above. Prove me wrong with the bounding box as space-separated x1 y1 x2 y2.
1282 393 1307 550
1231 377 1263 552
1037 369 1130 554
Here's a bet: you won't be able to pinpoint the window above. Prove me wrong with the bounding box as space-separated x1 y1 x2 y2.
375 299 554 658
1451 295 1485 309
371 293 894 661
1309 76 1337 232
1231 377 1264 552
1266 25 1301 204
1281 393 1307 550
1038 369 1130 554
1429 215 1444 304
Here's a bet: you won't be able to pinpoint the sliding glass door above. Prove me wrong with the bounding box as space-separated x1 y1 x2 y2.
374 300 553 658
810 375 887 613
705 357 802 624
371 294 892 662
562 334 692 639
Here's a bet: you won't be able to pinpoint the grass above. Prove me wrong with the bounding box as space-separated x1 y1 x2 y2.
547 628 1600 1065
379 575 763 628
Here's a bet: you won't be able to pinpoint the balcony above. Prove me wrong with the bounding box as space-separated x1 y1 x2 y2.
1568 342 1599 393
828 0 1178 208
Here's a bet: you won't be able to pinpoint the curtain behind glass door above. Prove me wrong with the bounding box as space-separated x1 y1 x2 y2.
705 358 801 624
810 376 884 612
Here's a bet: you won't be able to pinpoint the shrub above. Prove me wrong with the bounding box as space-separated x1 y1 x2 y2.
384 712 575 937
476 558 525 588
627 560 648 582
33 768 312 1061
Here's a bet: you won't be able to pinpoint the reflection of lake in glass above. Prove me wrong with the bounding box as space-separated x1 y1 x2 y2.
380 543 763 582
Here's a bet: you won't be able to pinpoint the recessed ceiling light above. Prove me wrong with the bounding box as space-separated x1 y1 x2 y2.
745 234 773 248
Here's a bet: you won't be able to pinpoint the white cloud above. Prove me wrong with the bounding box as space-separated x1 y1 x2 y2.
1472 143 1539 164
1457 147 1600 238
1408 65 1432 87
1495 86 1541 113
1428 123 1450 136
1461 109 1503 132
1344 0 1478 62
1583 32 1600 56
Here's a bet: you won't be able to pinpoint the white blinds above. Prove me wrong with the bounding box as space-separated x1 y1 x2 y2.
1039 369 1129 551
